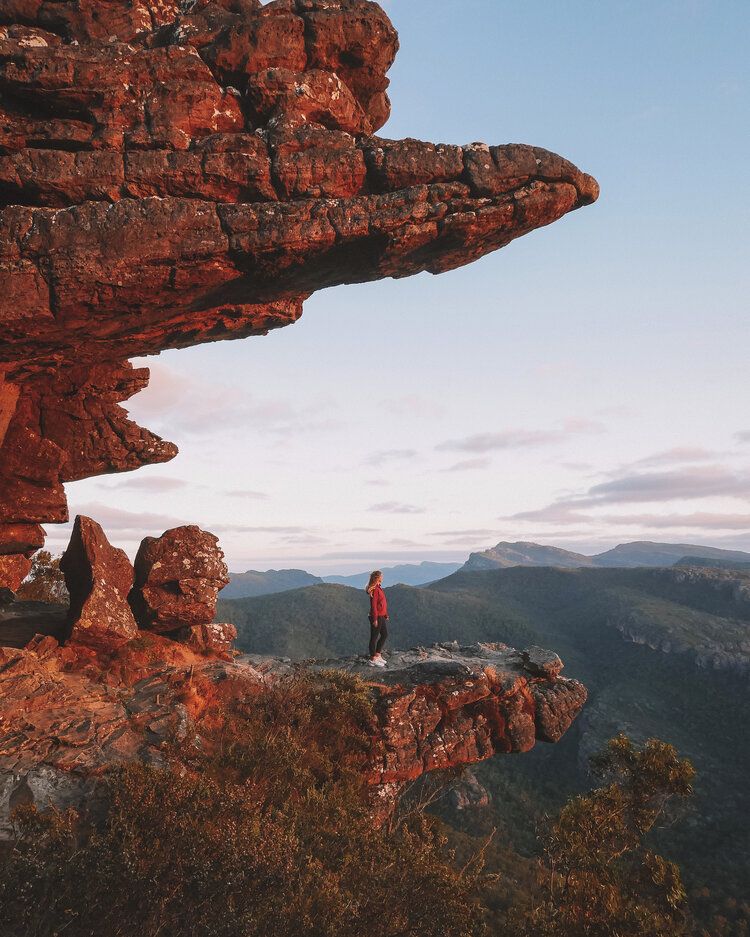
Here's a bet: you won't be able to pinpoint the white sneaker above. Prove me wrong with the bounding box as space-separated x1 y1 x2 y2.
368 657 381 667
372 655 387 668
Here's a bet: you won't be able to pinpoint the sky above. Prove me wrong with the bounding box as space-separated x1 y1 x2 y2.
47 0 750 575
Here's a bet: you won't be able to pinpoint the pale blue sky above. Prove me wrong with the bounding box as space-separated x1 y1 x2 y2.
51 0 750 573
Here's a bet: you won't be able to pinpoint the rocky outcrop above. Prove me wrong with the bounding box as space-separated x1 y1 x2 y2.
174 621 238 656
60 515 138 650
0 635 585 836
607 566 750 678
0 554 32 601
0 0 598 587
2 515 232 653
129 525 229 633
333 644 587 781
448 769 491 811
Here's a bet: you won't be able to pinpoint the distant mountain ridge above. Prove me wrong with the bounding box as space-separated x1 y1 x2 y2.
224 561 461 599
463 539 750 571
224 542 750 600
324 561 461 589
221 568 322 599
462 542 593 570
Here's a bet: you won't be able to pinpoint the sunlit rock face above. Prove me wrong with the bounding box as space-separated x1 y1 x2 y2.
0 0 598 589
60 514 139 650
129 524 230 632
0 636 586 834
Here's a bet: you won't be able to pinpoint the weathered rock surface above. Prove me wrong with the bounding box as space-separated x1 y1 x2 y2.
175 621 238 657
0 553 31 601
129 525 229 633
60 515 138 650
448 769 492 811
0 635 586 836
0 0 598 586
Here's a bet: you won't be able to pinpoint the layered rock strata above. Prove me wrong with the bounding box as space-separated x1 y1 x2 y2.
0 636 586 835
0 0 598 588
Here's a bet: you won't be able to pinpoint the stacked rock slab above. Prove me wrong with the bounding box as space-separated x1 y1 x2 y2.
129 525 235 653
0 0 598 589
60 515 139 650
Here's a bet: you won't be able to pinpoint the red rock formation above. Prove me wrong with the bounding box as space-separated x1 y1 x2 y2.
60 515 138 650
129 525 230 633
0 636 586 835
176 621 238 657
0 0 598 588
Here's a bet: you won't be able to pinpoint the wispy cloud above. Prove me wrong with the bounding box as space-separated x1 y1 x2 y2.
735 431 750 444
442 457 491 472
601 512 750 531
130 362 338 438
578 465 750 506
365 448 418 466
626 447 717 468
506 463 750 533
280 533 329 545
507 504 593 524
436 419 604 454
225 489 269 500
436 429 563 453
99 475 191 493
368 501 426 514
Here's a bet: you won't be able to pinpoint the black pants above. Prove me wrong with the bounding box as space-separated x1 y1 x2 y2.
369 616 388 657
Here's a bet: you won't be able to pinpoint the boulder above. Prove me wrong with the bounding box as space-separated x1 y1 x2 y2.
60 516 138 651
522 645 564 678
0 553 32 602
448 769 492 811
176 622 237 657
130 526 229 633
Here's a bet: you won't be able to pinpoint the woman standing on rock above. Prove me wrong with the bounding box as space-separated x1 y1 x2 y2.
366 570 389 667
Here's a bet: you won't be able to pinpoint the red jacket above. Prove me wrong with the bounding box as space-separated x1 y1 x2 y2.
369 584 388 622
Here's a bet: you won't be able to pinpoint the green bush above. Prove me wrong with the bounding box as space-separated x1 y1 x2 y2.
15 550 68 604
510 734 695 937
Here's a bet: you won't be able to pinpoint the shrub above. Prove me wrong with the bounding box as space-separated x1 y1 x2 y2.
511 734 695 937
15 550 68 604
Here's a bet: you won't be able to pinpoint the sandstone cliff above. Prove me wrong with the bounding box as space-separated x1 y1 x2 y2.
0 0 598 588
0 633 586 834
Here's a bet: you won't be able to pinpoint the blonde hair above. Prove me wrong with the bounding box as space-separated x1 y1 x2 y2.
365 570 382 594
